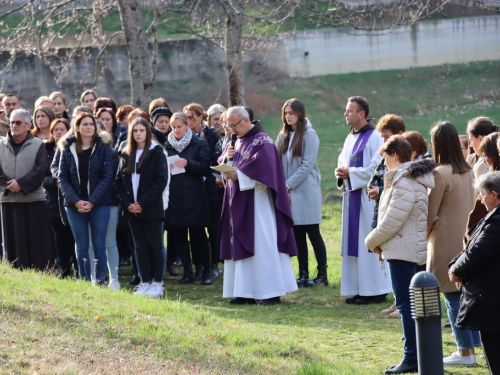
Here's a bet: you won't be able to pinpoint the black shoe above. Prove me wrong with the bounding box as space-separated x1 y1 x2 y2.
345 295 360 304
355 294 387 305
256 297 281 305
384 359 418 374
296 270 310 288
230 297 256 305
178 274 194 284
443 321 451 328
201 264 213 285
194 265 203 280
127 275 141 286
308 265 328 286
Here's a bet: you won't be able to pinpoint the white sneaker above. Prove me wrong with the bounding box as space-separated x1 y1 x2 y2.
134 283 150 295
443 351 477 366
145 282 163 298
108 278 121 291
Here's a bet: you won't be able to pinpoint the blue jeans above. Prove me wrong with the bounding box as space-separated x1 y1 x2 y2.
89 205 119 280
387 260 418 361
443 292 481 350
66 205 110 284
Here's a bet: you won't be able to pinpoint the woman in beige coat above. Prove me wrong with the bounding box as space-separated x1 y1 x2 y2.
427 121 479 366
365 135 435 375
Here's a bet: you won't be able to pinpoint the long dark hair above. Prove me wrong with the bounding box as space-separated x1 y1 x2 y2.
431 121 471 174
73 112 97 154
466 116 499 138
277 98 307 157
124 118 153 175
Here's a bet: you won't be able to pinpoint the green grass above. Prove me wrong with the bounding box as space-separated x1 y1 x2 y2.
0 201 490 374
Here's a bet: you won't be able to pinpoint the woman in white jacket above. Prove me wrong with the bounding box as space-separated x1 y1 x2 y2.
365 135 435 375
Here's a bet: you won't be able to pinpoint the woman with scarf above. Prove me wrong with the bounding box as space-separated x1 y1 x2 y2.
164 112 212 285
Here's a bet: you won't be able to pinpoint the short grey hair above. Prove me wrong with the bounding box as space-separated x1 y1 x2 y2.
227 106 249 120
11 108 31 124
476 171 500 194
207 104 226 117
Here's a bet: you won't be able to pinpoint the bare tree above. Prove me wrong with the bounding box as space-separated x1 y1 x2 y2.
0 0 460 108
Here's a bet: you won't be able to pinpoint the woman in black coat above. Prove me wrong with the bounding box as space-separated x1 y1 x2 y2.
58 113 114 284
449 171 500 375
165 112 212 285
116 118 169 298
43 118 75 278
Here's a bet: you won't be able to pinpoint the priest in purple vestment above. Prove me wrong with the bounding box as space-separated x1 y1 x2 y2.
220 106 298 305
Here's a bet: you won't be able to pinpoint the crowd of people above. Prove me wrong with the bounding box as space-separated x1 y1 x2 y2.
0 91 499 374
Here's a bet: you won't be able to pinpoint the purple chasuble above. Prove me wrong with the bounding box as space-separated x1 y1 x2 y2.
219 125 298 261
346 128 375 257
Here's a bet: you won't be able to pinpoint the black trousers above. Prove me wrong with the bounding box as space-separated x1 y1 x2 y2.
170 227 209 266
128 218 165 283
293 224 327 269
50 218 76 275
480 329 500 375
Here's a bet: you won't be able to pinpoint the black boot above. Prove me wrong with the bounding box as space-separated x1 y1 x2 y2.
201 263 213 285
194 264 203 280
179 266 194 284
296 263 310 287
308 265 328 286
178 244 194 284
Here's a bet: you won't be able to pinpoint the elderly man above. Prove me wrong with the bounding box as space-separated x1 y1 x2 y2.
220 106 298 305
0 108 54 269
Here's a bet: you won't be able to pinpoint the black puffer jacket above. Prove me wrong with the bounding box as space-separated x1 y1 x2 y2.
116 144 169 221
164 135 210 228
58 132 115 207
43 142 60 222
450 205 500 332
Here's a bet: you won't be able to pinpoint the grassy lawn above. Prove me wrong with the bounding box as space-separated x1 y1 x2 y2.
0 202 490 374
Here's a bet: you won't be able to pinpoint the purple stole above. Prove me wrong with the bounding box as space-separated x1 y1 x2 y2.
346 128 375 257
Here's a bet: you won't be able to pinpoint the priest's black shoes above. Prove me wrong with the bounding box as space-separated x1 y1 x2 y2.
345 295 360 304
229 297 256 305
384 359 418 374
256 297 281 305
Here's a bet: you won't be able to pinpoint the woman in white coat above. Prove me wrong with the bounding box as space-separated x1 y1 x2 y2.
276 98 327 287
365 135 435 374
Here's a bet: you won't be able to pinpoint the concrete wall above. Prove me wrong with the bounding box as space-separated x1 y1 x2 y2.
284 15 500 78
1 15 499 107
0 39 226 107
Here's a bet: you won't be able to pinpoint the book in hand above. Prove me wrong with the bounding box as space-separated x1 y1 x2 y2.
210 163 237 173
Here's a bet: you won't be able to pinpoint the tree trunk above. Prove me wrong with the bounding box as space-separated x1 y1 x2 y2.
224 0 246 106
117 0 152 108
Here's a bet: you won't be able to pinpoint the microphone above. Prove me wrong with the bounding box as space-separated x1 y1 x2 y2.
228 133 237 161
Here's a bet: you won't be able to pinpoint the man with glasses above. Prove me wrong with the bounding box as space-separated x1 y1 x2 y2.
0 108 54 269
219 106 298 305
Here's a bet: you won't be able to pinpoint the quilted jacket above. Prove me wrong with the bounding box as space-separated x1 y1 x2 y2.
365 158 436 265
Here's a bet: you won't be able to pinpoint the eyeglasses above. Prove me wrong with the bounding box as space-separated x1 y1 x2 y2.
10 121 28 127
228 117 244 129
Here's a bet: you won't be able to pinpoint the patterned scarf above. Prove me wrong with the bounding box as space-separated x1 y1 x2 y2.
168 129 193 154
